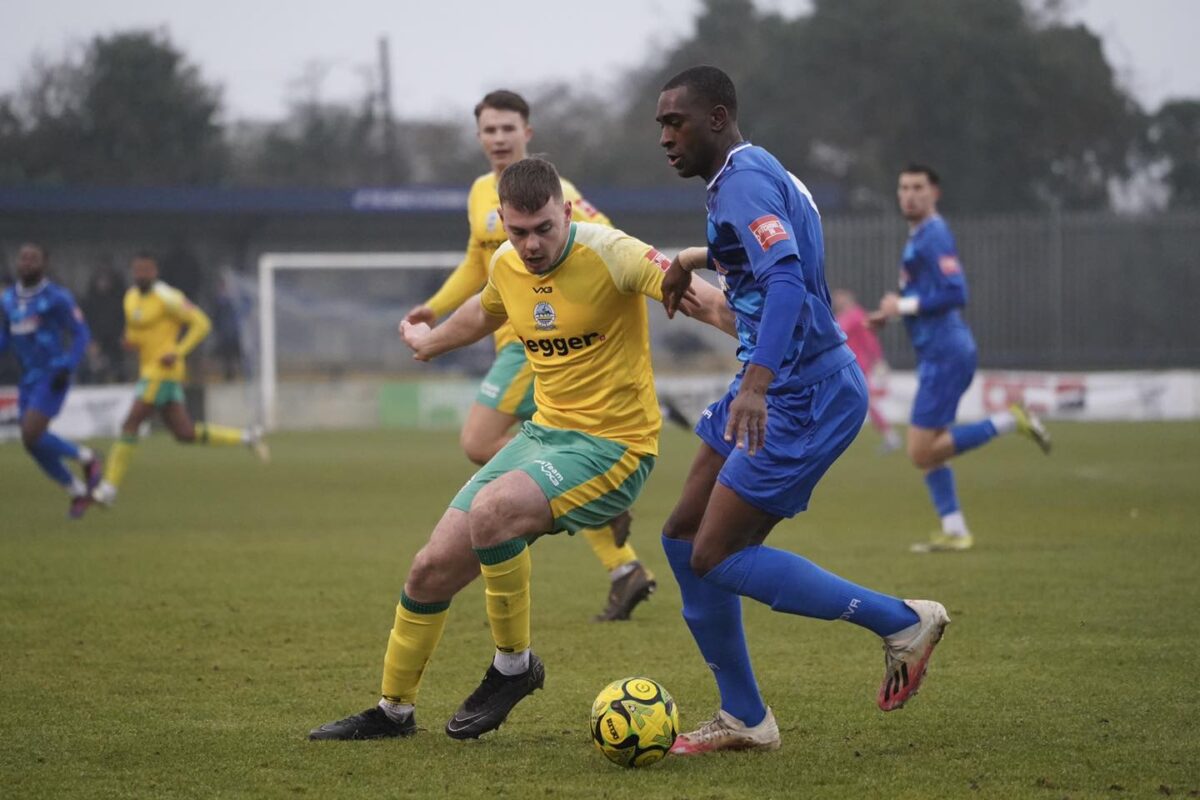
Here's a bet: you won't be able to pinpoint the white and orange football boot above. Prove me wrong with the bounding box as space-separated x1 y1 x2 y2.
877 599 951 711
669 707 781 755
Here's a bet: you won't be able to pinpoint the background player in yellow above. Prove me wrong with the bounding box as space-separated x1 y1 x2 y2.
309 157 733 742
91 251 268 507
403 89 653 621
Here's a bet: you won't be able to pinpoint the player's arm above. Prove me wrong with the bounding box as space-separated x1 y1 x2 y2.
562 179 612 227
407 238 488 325
163 291 212 364
400 294 505 362
722 171 812 454
51 292 91 388
0 305 9 355
611 238 735 338
876 234 967 321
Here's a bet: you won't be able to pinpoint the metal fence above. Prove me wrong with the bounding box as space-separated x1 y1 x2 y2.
823 211 1200 370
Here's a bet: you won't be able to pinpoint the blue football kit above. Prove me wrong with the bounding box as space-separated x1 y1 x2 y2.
899 215 977 428
693 143 863 517
1 279 94 495
663 143 921 732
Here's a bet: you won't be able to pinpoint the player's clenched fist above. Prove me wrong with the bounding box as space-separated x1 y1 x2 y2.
398 320 434 361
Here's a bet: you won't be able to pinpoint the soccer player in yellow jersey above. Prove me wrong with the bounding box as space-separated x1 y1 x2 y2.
91 252 268 507
404 90 654 622
309 157 733 742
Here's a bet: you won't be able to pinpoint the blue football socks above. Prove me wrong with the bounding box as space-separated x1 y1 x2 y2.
28 440 74 487
663 535 767 727
35 431 81 461
950 419 998 454
924 465 960 517
703 544 919 638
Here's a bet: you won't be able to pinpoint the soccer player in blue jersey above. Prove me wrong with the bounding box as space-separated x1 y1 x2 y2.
0 243 103 518
655 66 950 755
870 165 1051 553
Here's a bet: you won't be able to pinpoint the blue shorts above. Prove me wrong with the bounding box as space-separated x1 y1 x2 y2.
696 364 868 518
18 376 69 420
911 349 977 429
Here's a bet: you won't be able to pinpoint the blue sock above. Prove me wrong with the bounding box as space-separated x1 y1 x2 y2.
662 535 766 727
950 419 997 454
703 545 919 638
924 465 960 517
29 442 74 487
35 432 81 461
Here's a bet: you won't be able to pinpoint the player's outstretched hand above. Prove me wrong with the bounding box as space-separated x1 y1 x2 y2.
661 257 693 319
725 386 768 456
404 304 436 326
399 320 433 361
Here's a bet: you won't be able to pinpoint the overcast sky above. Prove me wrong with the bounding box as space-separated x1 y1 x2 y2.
2 0 1197 122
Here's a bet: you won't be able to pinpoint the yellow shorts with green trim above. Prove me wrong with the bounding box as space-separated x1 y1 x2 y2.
449 421 655 534
135 378 186 406
476 342 537 421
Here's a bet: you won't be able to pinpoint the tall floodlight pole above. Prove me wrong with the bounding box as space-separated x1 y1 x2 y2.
378 35 398 183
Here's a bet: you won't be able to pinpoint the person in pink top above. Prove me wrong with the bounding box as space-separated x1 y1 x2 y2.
833 289 902 452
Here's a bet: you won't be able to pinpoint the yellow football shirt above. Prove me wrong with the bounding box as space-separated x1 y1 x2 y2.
123 281 211 382
480 222 671 455
426 172 611 351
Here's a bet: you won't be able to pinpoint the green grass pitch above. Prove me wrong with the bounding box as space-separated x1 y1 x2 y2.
2 422 1198 799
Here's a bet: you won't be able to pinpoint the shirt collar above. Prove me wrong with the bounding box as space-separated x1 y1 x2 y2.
706 142 753 190
16 279 48 299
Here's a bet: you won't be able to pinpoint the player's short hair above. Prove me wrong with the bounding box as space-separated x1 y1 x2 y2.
901 163 941 186
19 242 48 261
497 157 564 214
662 65 738 119
475 90 530 122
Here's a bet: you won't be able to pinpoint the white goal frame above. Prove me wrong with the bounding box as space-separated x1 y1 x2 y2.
256 251 462 430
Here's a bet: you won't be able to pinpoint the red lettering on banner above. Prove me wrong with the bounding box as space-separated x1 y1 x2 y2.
749 215 790 250
981 374 1087 415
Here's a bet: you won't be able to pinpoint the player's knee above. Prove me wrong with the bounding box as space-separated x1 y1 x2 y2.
20 429 40 451
406 547 446 597
467 492 515 546
907 440 934 469
689 542 731 578
662 509 700 541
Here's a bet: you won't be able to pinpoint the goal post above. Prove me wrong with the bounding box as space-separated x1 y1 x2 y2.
256 251 462 430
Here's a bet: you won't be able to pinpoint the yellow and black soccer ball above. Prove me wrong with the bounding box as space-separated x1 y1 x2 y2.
590 677 679 768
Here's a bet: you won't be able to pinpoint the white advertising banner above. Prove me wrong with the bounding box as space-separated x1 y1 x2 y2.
657 370 1200 424
0 384 135 441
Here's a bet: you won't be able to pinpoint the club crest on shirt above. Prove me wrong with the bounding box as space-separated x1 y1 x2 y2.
939 254 962 275
749 215 789 251
486 209 500 233
533 301 557 331
644 247 672 272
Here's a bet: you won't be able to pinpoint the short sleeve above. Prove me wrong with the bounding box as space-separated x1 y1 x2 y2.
155 284 193 320
717 170 802 279
600 232 669 301
561 178 612 227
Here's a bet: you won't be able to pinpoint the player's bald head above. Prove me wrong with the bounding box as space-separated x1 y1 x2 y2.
662 65 738 120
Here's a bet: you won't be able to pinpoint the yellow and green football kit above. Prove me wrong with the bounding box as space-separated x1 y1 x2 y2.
425 172 611 417
382 222 670 704
101 281 245 493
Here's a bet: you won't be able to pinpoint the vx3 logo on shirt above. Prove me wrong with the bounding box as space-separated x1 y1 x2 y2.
532 286 553 294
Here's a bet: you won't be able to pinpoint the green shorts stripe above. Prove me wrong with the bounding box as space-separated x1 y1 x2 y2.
449 422 654 534
476 342 537 421
135 378 186 406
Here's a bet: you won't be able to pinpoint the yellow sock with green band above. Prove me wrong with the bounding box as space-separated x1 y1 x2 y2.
582 524 639 573
194 422 244 446
474 538 532 656
103 435 138 488
380 593 450 704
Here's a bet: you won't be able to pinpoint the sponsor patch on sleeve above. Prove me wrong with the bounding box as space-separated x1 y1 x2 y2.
748 215 790 251
72 306 84 322
575 198 601 219
644 247 673 272
939 254 962 275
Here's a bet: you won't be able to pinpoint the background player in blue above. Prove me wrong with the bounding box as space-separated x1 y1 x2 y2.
654 66 950 756
0 243 103 518
870 165 1051 553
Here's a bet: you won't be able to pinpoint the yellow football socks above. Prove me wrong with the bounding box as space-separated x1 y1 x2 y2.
194 422 244 446
380 593 450 704
475 538 532 655
103 434 137 488
582 524 639 573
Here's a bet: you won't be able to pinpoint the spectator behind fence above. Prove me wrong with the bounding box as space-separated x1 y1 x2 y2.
81 266 128 383
210 275 243 380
